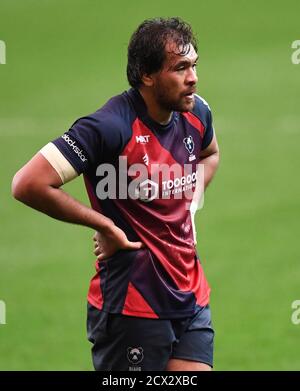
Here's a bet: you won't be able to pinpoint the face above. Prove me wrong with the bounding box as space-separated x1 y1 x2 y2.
151 42 198 112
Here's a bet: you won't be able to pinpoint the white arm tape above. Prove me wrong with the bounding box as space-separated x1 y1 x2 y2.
39 142 78 184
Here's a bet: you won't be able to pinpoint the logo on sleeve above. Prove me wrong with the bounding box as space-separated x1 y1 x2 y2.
61 134 88 162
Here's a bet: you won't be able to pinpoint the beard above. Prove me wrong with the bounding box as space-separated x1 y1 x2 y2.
153 84 195 113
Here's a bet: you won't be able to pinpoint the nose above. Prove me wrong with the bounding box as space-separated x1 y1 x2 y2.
185 66 198 85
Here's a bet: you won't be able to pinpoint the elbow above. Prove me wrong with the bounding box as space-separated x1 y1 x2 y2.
12 171 28 202
216 149 220 168
214 143 220 165
11 170 37 204
212 149 220 171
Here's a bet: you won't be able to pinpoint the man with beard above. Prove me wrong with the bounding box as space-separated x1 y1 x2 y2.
12 17 220 371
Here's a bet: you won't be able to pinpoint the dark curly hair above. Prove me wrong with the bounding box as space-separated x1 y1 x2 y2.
127 17 197 88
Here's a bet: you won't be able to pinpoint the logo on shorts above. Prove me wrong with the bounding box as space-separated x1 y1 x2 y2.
127 347 144 370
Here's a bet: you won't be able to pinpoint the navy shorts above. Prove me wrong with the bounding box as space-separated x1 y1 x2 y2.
87 304 214 371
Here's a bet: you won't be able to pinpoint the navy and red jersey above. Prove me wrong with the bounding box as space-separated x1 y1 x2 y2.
52 88 214 319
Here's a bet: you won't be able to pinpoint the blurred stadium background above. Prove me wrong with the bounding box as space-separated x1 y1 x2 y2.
0 0 299 370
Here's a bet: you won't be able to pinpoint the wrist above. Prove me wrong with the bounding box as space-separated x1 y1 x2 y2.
97 216 115 234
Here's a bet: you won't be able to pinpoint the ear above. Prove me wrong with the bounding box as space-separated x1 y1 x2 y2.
141 73 155 87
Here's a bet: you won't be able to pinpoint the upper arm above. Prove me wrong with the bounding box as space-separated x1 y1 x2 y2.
199 132 219 159
12 152 64 200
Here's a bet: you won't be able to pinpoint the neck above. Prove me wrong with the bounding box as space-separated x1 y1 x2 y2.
138 87 172 125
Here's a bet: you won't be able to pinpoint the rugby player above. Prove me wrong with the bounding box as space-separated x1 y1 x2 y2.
12 17 219 371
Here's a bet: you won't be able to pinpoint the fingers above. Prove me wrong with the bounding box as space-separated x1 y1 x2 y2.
97 252 109 261
92 225 145 264
93 231 102 242
126 241 145 250
94 246 101 256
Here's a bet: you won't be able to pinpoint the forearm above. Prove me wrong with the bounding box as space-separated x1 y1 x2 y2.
13 179 112 233
200 151 220 190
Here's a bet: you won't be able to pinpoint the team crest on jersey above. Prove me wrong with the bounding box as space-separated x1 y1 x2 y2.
183 136 196 161
183 136 194 154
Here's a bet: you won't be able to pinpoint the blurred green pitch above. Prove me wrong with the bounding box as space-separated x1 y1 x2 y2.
0 0 300 370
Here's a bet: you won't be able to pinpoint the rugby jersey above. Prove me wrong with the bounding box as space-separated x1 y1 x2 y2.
52 88 214 319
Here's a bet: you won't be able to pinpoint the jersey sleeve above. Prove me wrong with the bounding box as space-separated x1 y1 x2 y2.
193 95 214 150
51 108 128 175
201 108 214 150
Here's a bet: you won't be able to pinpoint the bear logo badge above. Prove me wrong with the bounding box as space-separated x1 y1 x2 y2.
127 347 144 365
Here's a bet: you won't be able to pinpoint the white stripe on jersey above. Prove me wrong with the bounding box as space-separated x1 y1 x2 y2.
194 93 211 111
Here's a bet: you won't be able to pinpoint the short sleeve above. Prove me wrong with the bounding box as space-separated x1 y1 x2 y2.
201 108 214 150
51 109 129 174
192 95 215 150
